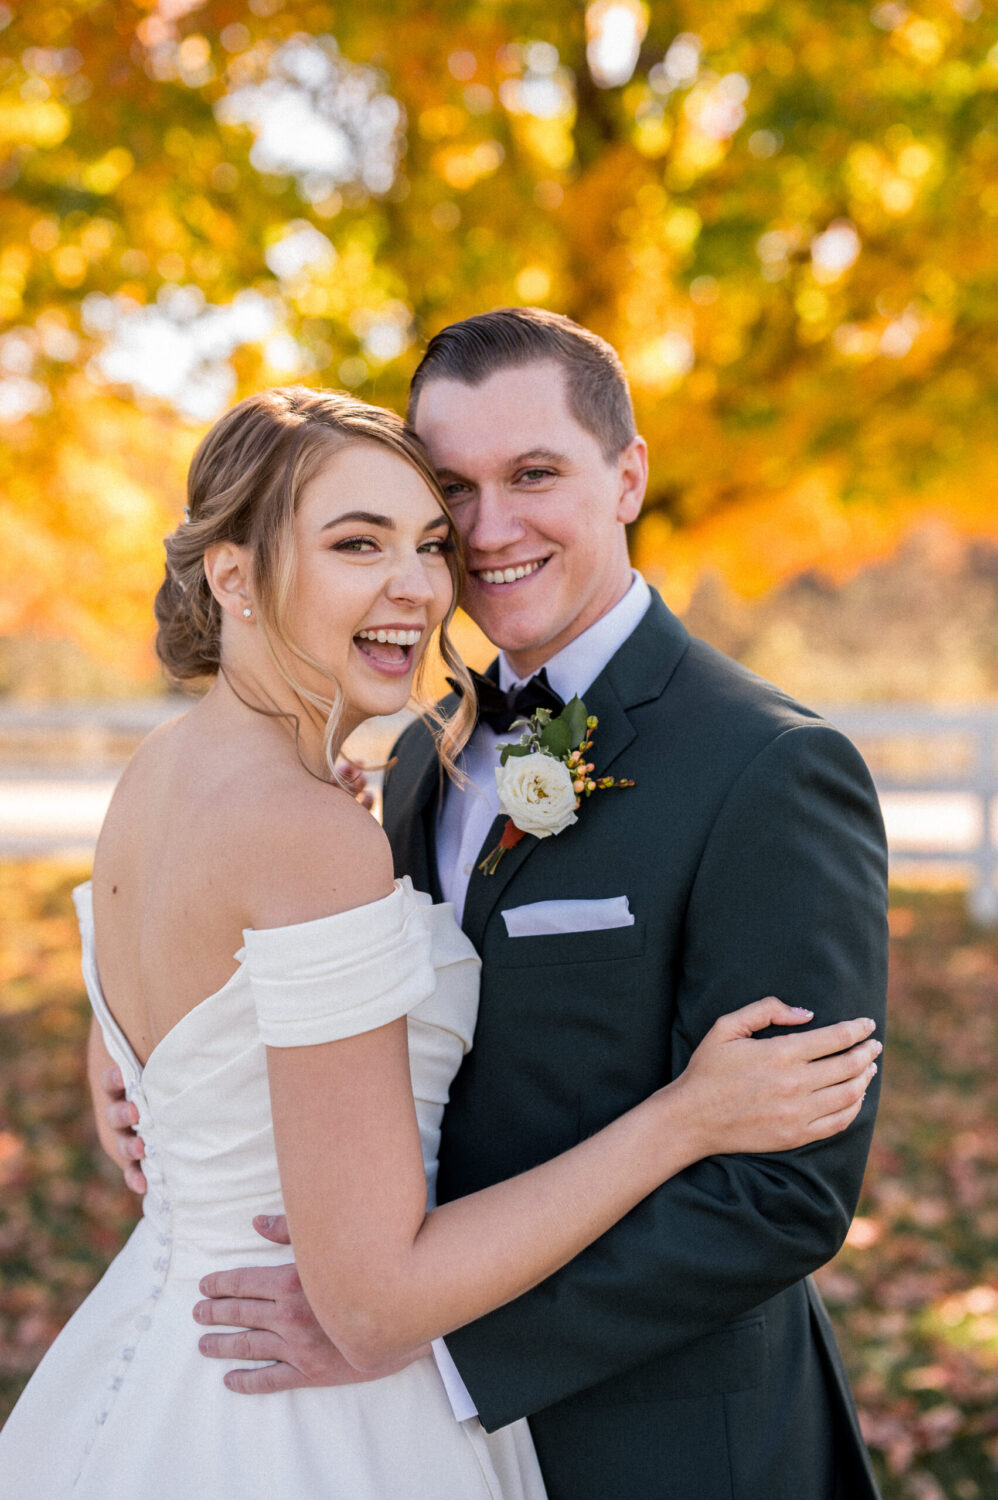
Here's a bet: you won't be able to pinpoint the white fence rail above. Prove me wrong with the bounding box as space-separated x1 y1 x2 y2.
1 701 997 923
827 706 998 924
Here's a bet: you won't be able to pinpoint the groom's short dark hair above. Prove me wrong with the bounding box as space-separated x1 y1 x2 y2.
407 307 636 461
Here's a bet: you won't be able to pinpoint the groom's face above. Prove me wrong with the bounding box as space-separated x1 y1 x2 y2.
412 360 645 677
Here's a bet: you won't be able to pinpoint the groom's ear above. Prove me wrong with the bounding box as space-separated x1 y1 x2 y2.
204 541 253 621
615 436 648 525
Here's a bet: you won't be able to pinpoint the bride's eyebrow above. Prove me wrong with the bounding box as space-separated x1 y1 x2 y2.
320 510 450 531
321 510 392 530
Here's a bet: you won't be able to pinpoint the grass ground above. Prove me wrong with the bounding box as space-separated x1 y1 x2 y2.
0 860 996 1497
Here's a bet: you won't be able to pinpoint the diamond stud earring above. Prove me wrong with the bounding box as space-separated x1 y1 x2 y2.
242 606 253 619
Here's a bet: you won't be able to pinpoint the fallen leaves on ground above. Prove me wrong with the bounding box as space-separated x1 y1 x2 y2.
1 863 996 1499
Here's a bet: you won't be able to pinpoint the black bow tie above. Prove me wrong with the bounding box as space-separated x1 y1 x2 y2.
448 667 565 734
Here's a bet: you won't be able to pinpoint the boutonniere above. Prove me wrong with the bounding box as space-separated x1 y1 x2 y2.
479 696 635 875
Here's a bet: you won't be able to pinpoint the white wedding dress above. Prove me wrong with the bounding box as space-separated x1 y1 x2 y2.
0 879 547 1499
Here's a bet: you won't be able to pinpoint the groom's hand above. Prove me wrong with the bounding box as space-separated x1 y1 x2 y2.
87 1019 147 1194
195 1215 428 1393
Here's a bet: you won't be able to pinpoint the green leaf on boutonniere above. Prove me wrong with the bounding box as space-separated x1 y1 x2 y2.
499 742 533 764
562 695 589 746
538 715 572 758
539 695 588 756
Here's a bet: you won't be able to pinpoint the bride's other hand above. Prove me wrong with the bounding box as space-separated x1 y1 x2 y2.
674 998 881 1158
195 1216 427 1393
335 759 374 811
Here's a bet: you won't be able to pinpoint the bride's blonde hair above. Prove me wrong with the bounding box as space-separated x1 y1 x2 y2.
154 385 476 778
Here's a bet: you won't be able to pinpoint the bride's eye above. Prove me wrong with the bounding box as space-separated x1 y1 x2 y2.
419 537 456 556
334 536 379 553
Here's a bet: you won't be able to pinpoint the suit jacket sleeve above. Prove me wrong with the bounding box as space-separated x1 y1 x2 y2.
442 721 889 1430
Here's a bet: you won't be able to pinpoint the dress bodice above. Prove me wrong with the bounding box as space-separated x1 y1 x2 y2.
0 884 546 1500
74 879 482 1265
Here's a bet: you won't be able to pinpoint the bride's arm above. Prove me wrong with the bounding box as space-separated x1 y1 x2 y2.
268 1002 875 1372
255 791 878 1373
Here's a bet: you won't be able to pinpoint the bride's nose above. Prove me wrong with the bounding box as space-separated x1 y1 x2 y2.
385 553 437 606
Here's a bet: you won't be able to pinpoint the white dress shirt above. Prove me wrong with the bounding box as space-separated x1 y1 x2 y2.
430 572 652 1418
437 572 652 925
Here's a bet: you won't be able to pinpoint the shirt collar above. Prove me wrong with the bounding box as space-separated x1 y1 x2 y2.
497 571 652 699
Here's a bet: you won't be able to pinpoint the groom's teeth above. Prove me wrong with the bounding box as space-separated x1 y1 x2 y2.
479 560 544 585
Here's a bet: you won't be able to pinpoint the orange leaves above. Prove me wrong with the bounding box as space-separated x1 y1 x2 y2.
0 1 996 683
814 888 998 1490
0 861 139 1396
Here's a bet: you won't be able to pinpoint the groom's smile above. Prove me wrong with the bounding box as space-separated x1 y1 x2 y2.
475 557 549 586
412 360 647 678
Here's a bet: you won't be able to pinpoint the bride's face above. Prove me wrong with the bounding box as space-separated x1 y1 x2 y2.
281 441 455 729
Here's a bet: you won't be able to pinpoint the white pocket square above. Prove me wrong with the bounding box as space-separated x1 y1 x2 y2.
501 897 635 938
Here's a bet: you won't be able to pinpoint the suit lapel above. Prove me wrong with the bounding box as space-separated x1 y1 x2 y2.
383 717 446 900
462 810 537 950
460 593 688 947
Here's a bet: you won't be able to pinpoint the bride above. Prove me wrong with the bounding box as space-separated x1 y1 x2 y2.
0 387 881 1498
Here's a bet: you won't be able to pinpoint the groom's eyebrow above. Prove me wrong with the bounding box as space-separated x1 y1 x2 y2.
320 510 450 531
511 448 566 465
433 448 568 481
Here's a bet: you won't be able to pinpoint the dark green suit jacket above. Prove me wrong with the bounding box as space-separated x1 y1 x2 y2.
383 590 887 1500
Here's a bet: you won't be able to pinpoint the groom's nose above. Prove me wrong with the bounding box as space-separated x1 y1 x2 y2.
463 486 525 554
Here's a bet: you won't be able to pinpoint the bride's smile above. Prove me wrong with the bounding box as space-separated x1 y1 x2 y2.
209 440 458 755
285 443 455 730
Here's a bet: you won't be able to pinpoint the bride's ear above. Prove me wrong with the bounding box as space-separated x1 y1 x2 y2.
204 541 254 622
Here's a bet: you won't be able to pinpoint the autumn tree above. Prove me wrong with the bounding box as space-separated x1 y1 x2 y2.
2 0 997 677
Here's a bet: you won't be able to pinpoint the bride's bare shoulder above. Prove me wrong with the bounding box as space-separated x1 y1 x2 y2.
232 762 395 931
101 712 393 927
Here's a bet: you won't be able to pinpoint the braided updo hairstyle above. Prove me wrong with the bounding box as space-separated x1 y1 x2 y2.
154 385 475 776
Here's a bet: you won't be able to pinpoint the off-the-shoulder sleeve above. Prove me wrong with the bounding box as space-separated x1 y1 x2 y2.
240 879 435 1048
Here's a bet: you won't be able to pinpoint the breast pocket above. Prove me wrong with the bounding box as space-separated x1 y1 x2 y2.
494 919 647 968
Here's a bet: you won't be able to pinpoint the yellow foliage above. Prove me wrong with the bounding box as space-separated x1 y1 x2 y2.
0 99 70 148
433 140 504 191
0 0 996 689
81 149 134 196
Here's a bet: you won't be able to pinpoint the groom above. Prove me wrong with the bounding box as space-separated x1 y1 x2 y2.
383 310 887 1499
106 309 888 1497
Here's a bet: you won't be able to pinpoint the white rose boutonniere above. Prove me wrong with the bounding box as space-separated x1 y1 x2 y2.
479 695 635 875
495 753 579 840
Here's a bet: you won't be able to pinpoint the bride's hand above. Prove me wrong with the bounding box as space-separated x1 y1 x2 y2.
673 998 881 1158
335 759 374 811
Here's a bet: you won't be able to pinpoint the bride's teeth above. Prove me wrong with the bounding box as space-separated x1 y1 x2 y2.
356 628 421 645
